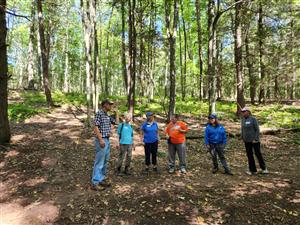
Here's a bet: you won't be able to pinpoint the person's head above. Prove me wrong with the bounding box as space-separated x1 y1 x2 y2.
171 114 180 124
123 112 132 123
241 107 250 118
101 99 114 112
146 112 154 122
208 113 218 125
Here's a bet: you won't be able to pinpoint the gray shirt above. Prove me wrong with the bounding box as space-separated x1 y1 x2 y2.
241 116 260 143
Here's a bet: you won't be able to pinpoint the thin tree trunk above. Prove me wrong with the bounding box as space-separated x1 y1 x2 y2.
195 0 203 100
37 0 54 106
245 30 255 104
165 0 179 121
216 36 222 100
63 31 69 93
27 0 35 89
93 0 99 112
258 2 265 104
207 0 216 114
121 0 127 94
128 0 137 117
234 0 245 115
180 0 187 100
0 0 11 143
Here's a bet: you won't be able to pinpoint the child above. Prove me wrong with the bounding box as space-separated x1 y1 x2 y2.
116 113 134 175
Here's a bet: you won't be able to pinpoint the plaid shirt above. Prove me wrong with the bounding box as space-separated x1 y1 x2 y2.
94 109 115 138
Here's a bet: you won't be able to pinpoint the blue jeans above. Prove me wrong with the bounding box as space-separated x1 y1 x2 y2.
92 138 110 185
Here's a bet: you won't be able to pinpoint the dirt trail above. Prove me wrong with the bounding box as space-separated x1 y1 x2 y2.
1 106 299 225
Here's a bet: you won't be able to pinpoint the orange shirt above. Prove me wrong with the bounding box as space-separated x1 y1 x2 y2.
165 121 188 144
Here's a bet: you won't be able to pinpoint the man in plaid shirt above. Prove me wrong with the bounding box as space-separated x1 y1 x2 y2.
92 99 115 190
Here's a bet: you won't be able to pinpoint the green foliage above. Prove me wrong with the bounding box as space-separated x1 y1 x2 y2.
8 104 47 122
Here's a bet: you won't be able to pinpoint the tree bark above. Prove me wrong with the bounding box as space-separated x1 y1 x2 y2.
37 0 54 106
0 0 11 143
180 0 187 100
165 0 179 121
234 0 245 114
258 2 265 104
128 0 137 117
195 0 204 100
207 0 216 114
27 0 35 89
245 30 256 104
121 0 127 93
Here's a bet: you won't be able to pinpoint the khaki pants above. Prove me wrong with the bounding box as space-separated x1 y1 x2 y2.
117 144 132 169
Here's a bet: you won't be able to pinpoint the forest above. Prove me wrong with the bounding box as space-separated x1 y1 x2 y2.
0 0 299 225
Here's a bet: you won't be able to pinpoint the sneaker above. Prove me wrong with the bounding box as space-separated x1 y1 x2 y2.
153 167 158 172
225 170 233 176
91 184 105 191
168 167 175 174
180 168 187 174
262 169 269 174
246 171 257 175
100 180 111 188
212 168 218 174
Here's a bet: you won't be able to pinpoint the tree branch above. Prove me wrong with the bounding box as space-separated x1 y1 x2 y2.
0 5 31 21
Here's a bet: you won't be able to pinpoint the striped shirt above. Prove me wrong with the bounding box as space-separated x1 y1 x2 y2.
94 109 114 138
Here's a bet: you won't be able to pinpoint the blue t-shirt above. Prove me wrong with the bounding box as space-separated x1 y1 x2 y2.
117 123 133 145
141 122 158 143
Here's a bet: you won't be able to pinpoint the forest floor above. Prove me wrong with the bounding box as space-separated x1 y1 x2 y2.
1 102 300 225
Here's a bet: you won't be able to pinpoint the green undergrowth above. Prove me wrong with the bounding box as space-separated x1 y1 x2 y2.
8 91 300 129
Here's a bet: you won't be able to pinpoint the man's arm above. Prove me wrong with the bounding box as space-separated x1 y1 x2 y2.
94 126 105 148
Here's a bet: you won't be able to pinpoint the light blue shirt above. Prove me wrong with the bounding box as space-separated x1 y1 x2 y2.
117 123 133 145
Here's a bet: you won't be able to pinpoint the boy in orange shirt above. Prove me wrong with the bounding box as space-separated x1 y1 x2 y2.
165 114 188 174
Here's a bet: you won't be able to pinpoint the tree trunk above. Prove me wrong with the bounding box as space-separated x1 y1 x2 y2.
216 36 222 100
165 0 179 121
207 0 216 114
0 0 11 143
128 0 137 117
245 30 255 104
81 0 95 125
234 0 245 115
195 0 204 100
121 0 127 94
63 31 69 93
37 0 54 106
93 0 99 112
258 2 265 104
180 0 187 100
27 0 35 89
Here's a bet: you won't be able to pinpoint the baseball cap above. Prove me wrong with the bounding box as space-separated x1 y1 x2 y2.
146 112 154 117
208 114 217 119
241 107 250 112
101 99 114 106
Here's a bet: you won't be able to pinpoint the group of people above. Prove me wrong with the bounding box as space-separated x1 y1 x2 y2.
91 99 268 191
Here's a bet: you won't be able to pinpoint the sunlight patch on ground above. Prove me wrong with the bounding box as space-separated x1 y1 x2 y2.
0 201 59 225
10 135 26 144
24 177 46 187
113 184 133 195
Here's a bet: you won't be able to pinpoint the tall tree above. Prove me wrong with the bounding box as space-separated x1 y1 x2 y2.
27 0 35 89
81 0 95 124
37 0 54 106
121 0 127 93
0 0 11 143
234 0 245 114
258 2 265 104
128 0 137 117
165 0 179 121
195 0 204 100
